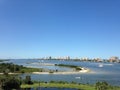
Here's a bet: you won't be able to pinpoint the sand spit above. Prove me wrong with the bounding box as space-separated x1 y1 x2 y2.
33 68 90 75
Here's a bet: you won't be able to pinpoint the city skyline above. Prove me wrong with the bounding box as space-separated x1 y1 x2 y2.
0 55 119 60
0 0 120 59
33 56 119 60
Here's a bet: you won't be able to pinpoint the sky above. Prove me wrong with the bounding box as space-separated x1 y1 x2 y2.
0 0 120 59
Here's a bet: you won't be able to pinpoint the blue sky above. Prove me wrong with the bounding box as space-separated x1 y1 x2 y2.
0 0 120 59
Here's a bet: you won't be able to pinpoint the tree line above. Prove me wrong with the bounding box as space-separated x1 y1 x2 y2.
0 63 40 73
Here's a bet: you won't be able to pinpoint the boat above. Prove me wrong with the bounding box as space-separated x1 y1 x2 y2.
75 77 81 79
98 64 103 67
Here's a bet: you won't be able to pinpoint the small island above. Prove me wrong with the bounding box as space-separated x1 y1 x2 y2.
0 63 90 75
33 64 90 74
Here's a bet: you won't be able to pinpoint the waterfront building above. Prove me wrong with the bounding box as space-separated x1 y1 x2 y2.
93 58 102 62
66 56 70 60
49 56 52 60
109 56 119 62
81 57 89 61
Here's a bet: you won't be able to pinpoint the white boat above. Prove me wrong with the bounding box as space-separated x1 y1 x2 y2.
98 64 103 67
75 77 81 79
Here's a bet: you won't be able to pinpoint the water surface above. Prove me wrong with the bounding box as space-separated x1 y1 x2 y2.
9 59 120 86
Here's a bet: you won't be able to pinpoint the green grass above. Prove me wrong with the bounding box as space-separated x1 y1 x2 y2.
0 63 41 73
20 67 40 73
21 83 120 90
55 64 82 70
21 83 96 90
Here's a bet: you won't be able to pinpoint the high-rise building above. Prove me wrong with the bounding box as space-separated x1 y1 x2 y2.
66 56 70 60
49 56 52 60
109 56 119 62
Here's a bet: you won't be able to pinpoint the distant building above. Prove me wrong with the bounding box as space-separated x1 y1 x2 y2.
109 56 119 62
93 58 102 62
81 57 89 61
49 56 52 60
66 56 70 60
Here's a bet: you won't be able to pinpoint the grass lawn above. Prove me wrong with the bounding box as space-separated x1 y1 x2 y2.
21 83 120 90
21 83 97 90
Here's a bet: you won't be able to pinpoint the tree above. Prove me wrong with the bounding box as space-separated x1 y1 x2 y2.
95 81 108 90
95 81 101 90
24 75 33 85
101 81 108 90
3 69 9 76
1 76 21 90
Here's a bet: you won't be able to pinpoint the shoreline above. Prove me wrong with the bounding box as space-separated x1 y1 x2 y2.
0 67 90 75
32 67 90 74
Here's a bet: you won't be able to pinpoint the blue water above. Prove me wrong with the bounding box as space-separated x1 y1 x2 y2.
9 59 120 86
